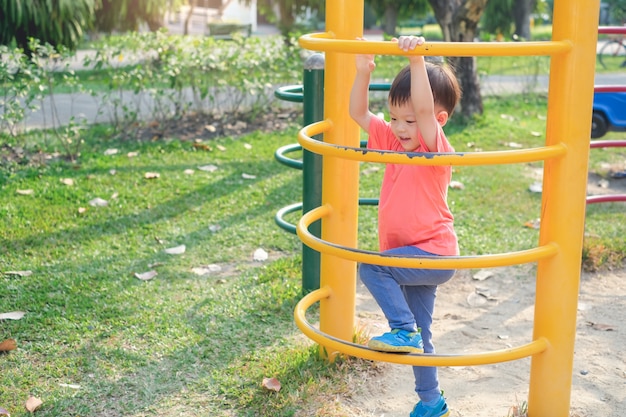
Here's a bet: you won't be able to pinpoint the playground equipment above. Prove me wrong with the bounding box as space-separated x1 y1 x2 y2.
284 0 603 416
589 26 626 204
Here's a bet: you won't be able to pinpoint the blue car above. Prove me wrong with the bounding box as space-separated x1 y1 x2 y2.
591 89 626 138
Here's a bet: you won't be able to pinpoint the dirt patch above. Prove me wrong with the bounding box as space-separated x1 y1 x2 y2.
134 108 302 142
0 108 303 166
339 266 626 416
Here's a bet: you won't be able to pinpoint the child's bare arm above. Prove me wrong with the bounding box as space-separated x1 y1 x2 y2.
397 36 439 151
349 39 376 133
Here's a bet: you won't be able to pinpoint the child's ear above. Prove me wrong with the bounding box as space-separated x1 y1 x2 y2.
436 110 449 126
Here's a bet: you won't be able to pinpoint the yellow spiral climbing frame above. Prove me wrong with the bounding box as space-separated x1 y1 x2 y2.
292 1 601 416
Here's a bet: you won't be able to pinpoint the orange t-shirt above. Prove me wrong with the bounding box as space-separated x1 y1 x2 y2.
368 116 459 256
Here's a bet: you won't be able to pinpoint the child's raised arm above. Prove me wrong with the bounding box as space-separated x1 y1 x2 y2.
349 39 376 133
397 36 440 152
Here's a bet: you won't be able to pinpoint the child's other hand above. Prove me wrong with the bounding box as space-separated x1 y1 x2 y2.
395 35 425 51
355 37 376 73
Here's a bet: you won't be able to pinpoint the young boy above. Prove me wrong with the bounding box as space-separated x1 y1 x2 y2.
349 35 461 417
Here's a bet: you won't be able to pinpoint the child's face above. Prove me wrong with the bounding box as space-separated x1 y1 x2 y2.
388 101 421 152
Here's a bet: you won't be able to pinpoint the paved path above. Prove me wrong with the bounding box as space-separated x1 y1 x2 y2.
6 21 626 130
19 72 625 131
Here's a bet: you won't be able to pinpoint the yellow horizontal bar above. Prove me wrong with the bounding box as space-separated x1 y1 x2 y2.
299 122 566 166
297 205 558 269
294 287 550 366
299 32 572 57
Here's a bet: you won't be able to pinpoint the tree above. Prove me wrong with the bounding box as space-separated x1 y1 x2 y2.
94 0 170 33
429 0 487 117
482 0 513 38
604 0 626 24
512 0 536 40
366 0 429 37
0 0 95 52
483 0 541 41
253 0 325 39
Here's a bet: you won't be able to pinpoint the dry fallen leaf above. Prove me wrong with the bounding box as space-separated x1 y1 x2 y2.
0 311 26 320
524 218 541 229
216 145 226 151
25 396 42 413
528 182 542 193
587 322 616 331
262 377 281 392
0 339 17 352
242 173 256 180
60 178 74 186
244 143 252 150
193 143 212 151
16 189 34 196
184 169 194 175
198 164 218 172
253 248 268 262
0 406 10 416
472 270 494 281
4 270 32 277
449 180 465 190
88 198 108 207
127 151 139 158
164 245 186 255
78 207 87 214
104 148 118 156
191 264 222 276
144 172 160 179
134 270 158 281
467 292 488 307
58 383 81 389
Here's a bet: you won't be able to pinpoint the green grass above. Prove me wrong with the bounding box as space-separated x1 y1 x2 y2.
1 94 625 416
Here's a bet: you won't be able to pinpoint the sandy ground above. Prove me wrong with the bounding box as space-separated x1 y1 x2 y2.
337 263 626 417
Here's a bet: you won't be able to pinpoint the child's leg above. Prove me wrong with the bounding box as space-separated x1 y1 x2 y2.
404 284 441 402
359 246 454 331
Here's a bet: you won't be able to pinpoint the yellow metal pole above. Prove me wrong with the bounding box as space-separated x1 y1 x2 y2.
528 0 600 416
312 0 363 360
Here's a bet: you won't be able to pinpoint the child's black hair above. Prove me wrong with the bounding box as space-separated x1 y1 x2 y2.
388 62 462 116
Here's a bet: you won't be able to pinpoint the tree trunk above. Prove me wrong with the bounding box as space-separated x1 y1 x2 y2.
184 0 196 35
513 0 535 40
277 0 295 38
429 0 487 117
382 4 399 37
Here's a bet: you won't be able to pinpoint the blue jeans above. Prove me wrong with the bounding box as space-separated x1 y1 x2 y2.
359 245 455 403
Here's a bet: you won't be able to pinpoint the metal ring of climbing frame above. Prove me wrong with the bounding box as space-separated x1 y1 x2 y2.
299 120 567 166
299 33 572 57
294 286 550 366
297 204 559 269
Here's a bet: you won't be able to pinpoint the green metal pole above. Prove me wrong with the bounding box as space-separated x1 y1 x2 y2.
302 53 324 294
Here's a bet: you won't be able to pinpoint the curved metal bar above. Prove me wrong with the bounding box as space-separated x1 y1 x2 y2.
274 85 304 103
594 85 626 93
586 194 626 204
275 202 302 234
589 140 626 149
274 143 303 170
598 26 626 35
297 205 559 269
294 287 550 366
299 33 572 57
299 121 567 166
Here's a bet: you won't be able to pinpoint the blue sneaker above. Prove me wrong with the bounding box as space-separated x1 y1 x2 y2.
409 394 450 417
367 328 424 353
